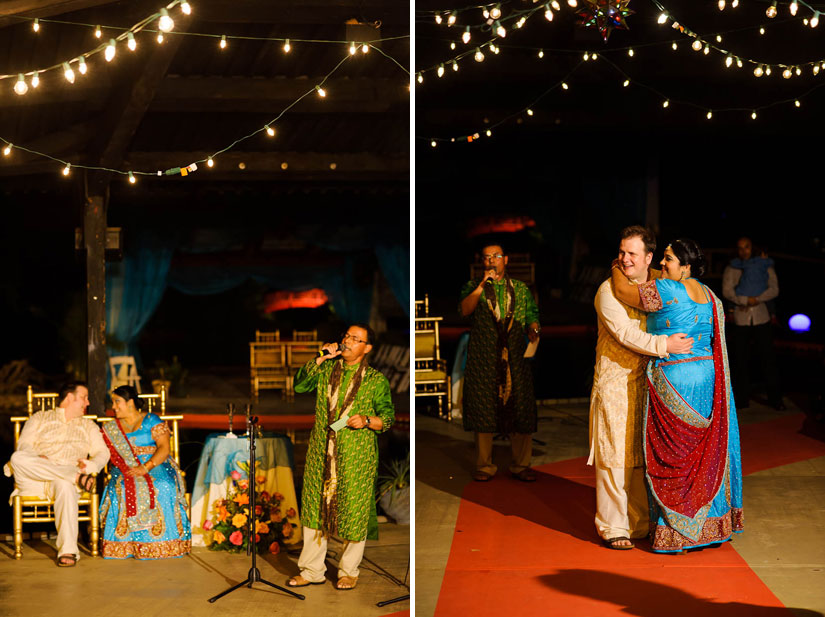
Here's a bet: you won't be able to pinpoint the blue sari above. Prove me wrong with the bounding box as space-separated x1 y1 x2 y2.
100 413 191 559
638 278 743 552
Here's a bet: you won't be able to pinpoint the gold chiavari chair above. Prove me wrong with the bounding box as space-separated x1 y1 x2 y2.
255 330 280 342
292 329 318 341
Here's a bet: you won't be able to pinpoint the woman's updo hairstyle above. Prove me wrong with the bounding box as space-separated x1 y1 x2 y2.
669 238 706 278
112 384 143 410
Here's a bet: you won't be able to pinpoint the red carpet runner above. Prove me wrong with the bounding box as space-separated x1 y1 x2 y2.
434 414 825 616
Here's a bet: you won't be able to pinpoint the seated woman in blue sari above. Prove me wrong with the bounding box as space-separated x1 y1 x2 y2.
99 385 191 559
611 239 743 553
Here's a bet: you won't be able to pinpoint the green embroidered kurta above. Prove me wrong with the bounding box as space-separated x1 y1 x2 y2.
460 278 540 434
294 358 395 542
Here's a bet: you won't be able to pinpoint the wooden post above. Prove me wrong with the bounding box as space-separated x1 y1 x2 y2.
84 190 107 415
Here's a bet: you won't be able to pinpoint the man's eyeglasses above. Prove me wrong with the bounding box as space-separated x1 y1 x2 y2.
482 253 504 261
342 333 367 344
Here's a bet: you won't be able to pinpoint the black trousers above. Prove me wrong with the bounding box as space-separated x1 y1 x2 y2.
729 323 782 407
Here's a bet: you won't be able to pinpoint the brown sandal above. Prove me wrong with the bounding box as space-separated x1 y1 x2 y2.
602 537 634 550
287 575 324 587
76 474 95 493
57 554 77 567
336 576 358 590
472 470 493 482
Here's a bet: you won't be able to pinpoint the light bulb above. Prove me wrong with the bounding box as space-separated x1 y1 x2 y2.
31 72 39 88
14 74 28 95
754 65 764 77
718 0 725 9
623 79 630 87
486 129 492 136
181 1 192 15
95 25 102 38
796 66 802 75
567 0 577 7
527 108 534 116
732 0 739 6
703 44 710 55
516 17 526 28
706 111 713 120
737 59 743 67
490 4 502 19
105 38 116 62
207 157 214 168
766 1 777 18
725 55 733 67
361 44 369 53
658 12 668 24
280 162 288 170
63 163 71 176
430 140 437 148
495 21 506 37
783 68 793 78
463 27 471 44
450 42 456 50
692 39 702 51
552 0 561 9
545 6 554 21
538 49 544 58
266 125 275 137
128 172 136 184
795 99 801 107
452 61 458 71
448 11 457 25
32 18 39 32
349 42 356 55
716 35 722 42
417 73 423 83
127 32 136 50
63 62 75 84
315 85 326 97
435 14 443 24
814 65 821 75
283 39 291 53
483 8 490 18
561 82 569 90
437 64 445 77
751 111 757 119
157 33 164 43
766 66 772 75
759 27 765 34
790 1 798 15
811 13 820 27
583 52 590 61
158 8 174 32
663 100 669 108
672 42 678 50
475 48 485 62
628 48 634 57
220 35 227 49
78 56 87 74
2 144 11 156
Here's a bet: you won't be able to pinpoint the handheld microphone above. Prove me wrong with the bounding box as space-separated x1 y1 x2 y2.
318 343 341 357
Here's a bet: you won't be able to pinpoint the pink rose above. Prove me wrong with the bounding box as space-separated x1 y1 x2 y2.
230 470 242 481
238 480 248 491
203 519 213 531
269 542 280 555
229 530 243 546
260 491 270 502
286 507 297 519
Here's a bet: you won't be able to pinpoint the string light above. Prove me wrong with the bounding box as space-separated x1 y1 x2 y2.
284 39 292 53
545 5 554 21
751 110 757 119
672 42 678 50
538 49 544 59
128 171 136 184
663 99 670 108
718 0 725 10
207 157 214 168
94 25 102 39
452 60 459 71
105 39 116 62
561 82 569 90
583 52 590 61
315 85 326 97
490 4 502 19
552 0 561 8
266 125 275 137
486 129 492 136
31 72 39 88
754 64 764 77
62 163 71 176
658 12 668 24
431 140 437 147
78 56 88 75
417 72 423 83
448 11 457 26
790 1 798 16
516 16 527 28
725 55 733 67
220 35 227 49
13 74 28 95
361 44 369 54
795 99 801 107
463 27 471 44
127 32 136 51
349 42 357 55
766 1 777 18
32 18 40 32
475 48 485 62
706 111 713 120
691 40 702 51
628 48 634 57
732 0 739 6
435 14 443 25
181 1 192 15
438 64 445 77
527 108 534 116
811 12 820 27
63 62 75 84
623 79 630 87
495 21 506 37
158 8 174 32
157 33 164 44
450 42 456 50
760 27 766 35
567 0 577 7
3 144 11 156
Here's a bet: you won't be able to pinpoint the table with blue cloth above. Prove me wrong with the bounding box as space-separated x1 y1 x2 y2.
190 432 302 547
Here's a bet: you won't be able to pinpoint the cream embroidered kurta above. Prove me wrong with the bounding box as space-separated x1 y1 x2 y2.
589 278 668 469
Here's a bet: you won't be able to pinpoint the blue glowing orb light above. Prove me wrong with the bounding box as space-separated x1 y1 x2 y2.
788 314 811 332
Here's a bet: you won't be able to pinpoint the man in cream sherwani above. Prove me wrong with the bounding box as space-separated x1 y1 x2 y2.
589 226 693 549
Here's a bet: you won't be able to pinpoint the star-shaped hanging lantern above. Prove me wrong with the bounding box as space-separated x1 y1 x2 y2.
575 0 634 42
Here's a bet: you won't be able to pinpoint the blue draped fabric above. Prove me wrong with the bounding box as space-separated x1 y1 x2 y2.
105 234 175 358
375 245 410 317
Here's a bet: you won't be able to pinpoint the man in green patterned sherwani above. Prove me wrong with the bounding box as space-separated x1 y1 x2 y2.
286 323 395 591
460 244 541 482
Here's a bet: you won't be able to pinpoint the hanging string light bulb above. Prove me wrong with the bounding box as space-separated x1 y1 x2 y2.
349 41 357 55
766 1 777 18
811 12 820 27
706 110 713 119
462 26 471 44
691 39 703 51
448 11 457 25
718 0 725 10
475 48 485 62
78 56 88 74
417 72 423 83
128 171 136 184
2 144 11 156
725 55 733 67
658 12 668 24
628 48 635 57
495 21 506 37
32 18 40 32
437 64 445 77
95 25 102 38
63 62 75 84
662 99 670 108
62 163 71 176
31 72 39 88
361 43 369 53
538 49 544 58
789 1 798 16
158 8 174 32
181 1 192 15
315 85 326 97
435 13 443 24
207 156 214 167
104 38 117 62
127 32 136 51
751 110 757 119
283 39 291 53
545 4 554 20
220 34 227 49
452 60 459 71
567 0 577 7
157 33 164 43
754 64 764 77
13 74 28 95
266 125 275 137
490 4 502 19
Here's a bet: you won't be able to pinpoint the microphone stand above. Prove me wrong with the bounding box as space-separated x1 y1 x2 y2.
208 405 305 604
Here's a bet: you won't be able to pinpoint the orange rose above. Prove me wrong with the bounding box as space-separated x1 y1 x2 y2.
255 520 269 535
255 505 263 516
282 522 293 538
232 513 248 528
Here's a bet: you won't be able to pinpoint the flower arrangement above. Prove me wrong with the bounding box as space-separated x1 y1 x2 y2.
205 462 299 554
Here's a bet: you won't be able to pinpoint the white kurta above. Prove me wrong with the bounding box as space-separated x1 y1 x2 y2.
589 278 668 469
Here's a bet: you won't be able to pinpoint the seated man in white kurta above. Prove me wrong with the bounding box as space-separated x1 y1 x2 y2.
5 382 109 566
588 226 693 550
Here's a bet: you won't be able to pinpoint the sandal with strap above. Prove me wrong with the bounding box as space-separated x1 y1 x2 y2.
336 576 358 590
472 470 493 482
57 554 77 567
76 474 95 493
602 537 634 550
287 575 324 588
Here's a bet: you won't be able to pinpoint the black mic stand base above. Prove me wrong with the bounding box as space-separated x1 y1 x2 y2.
208 566 306 603
376 593 410 607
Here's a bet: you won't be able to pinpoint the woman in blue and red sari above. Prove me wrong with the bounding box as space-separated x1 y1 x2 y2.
611 238 743 553
99 385 191 559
